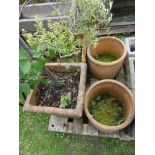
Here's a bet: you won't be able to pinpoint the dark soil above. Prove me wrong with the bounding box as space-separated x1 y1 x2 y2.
37 70 80 109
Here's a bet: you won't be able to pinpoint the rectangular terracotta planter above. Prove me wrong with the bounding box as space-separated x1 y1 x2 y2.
23 63 87 118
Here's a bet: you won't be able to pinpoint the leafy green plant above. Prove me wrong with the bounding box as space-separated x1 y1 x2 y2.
22 17 82 59
71 0 111 45
60 92 71 108
22 0 111 51
19 48 50 104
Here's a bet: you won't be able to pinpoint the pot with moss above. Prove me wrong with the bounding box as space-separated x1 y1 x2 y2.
87 37 127 79
24 63 87 118
84 79 134 133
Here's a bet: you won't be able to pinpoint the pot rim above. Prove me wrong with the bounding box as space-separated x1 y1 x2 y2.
84 79 135 131
87 36 127 66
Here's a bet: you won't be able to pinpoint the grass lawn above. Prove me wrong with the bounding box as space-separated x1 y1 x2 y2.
19 107 135 155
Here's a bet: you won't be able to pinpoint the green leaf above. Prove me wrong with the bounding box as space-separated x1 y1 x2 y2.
48 49 56 58
19 92 25 104
33 52 41 58
39 42 49 51
19 83 31 97
31 60 44 73
39 78 51 85
29 80 38 89
19 48 29 60
20 61 31 75
60 92 71 108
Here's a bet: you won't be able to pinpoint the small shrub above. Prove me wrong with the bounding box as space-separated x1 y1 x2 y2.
60 92 71 108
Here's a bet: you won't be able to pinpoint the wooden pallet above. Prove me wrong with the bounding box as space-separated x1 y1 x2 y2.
48 56 135 141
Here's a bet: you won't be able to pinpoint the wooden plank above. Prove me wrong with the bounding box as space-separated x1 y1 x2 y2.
112 131 120 138
73 118 83 134
99 132 109 137
48 115 68 132
109 21 135 27
90 76 98 85
119 128 132 141
82 124 88 135
128 120 135 139
87 123 98 136
116 65 126 84
98 24 135 36
67 122 73 133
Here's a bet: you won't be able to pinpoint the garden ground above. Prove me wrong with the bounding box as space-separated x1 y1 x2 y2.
19 107 135 155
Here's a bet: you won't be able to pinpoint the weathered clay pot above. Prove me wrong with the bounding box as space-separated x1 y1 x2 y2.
87 37 127 79
24 63 87 118
84 79 134 133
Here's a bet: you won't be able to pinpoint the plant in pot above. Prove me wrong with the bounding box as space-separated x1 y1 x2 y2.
84 79 134 133
22 17 86 63
87 36 127 79
19 48 87 118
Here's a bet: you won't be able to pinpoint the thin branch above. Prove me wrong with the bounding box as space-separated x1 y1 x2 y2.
44 67 60 85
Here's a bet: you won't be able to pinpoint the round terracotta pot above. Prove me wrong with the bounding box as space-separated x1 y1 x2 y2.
87 37 127 79
84 79 134 133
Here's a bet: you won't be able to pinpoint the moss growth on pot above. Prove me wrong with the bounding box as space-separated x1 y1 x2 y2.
88 93 126 126
95 53 119 62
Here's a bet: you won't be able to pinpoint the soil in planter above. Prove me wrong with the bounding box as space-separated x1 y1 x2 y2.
37 70 80 109
95 53 119 62
88 93 126 126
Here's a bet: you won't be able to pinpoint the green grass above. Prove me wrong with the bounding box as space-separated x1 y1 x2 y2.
19 107 135 155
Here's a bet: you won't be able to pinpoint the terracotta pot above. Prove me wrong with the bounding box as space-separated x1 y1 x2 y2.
84 79 134 133
87 36 127 79
24 63 87 118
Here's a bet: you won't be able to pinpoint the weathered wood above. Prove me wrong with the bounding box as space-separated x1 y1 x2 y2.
109 21 135 27
48 115 68 132
119 129 131 140
90 76 98 85
73 118 83 134
88 123 98 136
67 122 73 133
112 131 120 138
82 124 88 135
98 24 135 36
99 132 109 137
116 65 126 84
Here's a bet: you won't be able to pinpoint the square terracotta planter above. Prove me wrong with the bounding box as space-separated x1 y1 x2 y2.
23 63 87 118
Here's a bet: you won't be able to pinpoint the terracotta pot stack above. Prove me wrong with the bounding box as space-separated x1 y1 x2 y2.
84 36 134 133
